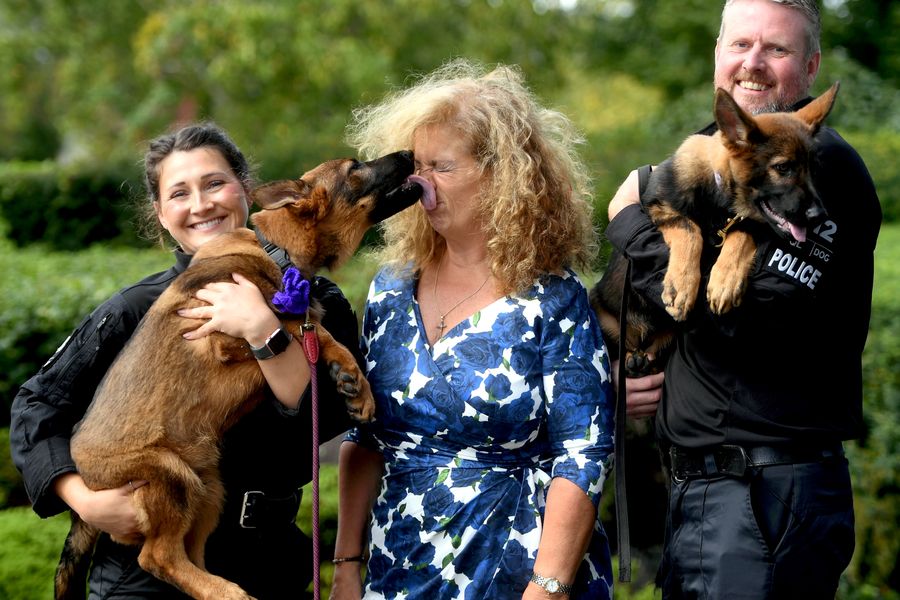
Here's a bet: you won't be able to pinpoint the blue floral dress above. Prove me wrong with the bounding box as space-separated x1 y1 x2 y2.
348 266 615 599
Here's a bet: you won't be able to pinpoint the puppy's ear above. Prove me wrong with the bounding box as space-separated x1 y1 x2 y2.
796 81 839 135
714 88 760 149
252 180 313 210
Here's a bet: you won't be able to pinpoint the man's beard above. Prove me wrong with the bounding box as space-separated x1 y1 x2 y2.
716 71 811 115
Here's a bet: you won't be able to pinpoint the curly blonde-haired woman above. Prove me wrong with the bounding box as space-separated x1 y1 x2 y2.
331 60 614 600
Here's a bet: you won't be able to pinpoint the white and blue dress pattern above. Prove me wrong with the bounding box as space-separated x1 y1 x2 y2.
348 266 615 599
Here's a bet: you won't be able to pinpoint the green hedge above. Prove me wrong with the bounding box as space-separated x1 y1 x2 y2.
844 130 900 223
0 161 144 250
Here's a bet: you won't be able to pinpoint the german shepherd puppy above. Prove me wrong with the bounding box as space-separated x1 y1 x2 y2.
590 84 838 377
55 151 423 600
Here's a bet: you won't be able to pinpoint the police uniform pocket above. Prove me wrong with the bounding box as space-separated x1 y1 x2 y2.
749 464 795 555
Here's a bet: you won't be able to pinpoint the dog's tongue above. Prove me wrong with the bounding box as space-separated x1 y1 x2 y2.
405 175 436 211
788 222 807 243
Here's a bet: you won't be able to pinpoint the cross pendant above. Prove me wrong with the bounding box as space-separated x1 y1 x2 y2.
437 316 446 337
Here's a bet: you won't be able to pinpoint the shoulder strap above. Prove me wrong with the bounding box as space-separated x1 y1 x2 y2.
614 163 651 583
637 163 653 202
614 261 632 582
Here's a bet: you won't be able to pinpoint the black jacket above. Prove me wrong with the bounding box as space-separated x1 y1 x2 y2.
606 105 882 449
10 246 359 597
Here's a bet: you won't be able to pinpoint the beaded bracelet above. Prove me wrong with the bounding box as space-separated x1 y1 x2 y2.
332 555 366 564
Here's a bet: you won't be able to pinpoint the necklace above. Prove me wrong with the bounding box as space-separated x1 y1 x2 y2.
432 257 491 338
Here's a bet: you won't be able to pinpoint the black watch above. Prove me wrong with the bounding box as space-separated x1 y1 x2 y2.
250 326 293 360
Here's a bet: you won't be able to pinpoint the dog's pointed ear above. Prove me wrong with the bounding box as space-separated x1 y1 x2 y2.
252 180 313 211
795 81 840 135
714 87 760 149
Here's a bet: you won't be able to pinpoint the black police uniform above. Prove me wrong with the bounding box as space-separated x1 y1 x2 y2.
10 246 358 599
605 99 882 599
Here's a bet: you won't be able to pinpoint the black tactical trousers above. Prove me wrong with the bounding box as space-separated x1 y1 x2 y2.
658 456 855 599
86 523 313 599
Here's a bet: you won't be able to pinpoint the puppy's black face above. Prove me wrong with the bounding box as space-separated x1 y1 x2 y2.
254 151 418 222
731 123 827 244
715 85 837 244
250 150 421 272
343 151 422 224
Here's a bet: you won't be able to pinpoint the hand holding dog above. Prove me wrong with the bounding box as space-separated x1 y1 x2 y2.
611 359 664 419
179 272 279 347
607 168 642 222
54 473 147 543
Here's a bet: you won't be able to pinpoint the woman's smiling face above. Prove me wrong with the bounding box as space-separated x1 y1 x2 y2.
154 147 251 254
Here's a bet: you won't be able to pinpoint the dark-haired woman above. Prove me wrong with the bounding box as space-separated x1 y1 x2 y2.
11 122 357 599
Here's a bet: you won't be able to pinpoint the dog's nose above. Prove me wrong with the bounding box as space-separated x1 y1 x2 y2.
399 150 414 162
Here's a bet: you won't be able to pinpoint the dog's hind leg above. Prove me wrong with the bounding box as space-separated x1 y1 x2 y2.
54 513 100 600
707 230 757 314
134 452 254 600
140 531 254 600
184 470 225 569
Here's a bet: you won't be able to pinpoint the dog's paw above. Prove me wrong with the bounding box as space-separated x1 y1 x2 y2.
661 279 696 321
328 361 376 422
661 263 701 322
707 263 746 314
329 361 361 397
624 351 662 378
218 583 256 600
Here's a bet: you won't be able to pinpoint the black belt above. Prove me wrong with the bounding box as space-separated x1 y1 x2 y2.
238 488 303 529
668 443 844 483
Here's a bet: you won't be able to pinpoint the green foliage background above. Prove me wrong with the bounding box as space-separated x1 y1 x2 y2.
1 0 898 596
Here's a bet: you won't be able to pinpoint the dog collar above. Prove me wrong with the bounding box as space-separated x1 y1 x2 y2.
715 215 745 247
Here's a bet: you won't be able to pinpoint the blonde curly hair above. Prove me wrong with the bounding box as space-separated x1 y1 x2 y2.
346 59 597 295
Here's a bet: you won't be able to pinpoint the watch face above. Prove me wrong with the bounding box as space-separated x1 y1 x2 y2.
546 579 560 593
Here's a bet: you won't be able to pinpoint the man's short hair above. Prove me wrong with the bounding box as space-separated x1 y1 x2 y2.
720 0 822 60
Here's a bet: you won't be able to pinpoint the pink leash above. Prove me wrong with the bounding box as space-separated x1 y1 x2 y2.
301 323 321 600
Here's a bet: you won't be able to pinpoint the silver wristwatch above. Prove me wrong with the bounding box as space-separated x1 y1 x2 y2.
530 572 573 594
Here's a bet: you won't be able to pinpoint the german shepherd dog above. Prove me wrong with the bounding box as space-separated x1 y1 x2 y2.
55 152 423 600
590 83 838 377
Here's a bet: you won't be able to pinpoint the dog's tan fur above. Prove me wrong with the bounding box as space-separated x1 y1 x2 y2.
55 152 419 600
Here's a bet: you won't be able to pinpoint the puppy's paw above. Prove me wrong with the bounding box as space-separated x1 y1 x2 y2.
661 276 697 322
707 263 746 314
218 582 256 600
661 260 701 322
328 361 376 422
348 382 376 423
624 351 662 378
329 361 361 397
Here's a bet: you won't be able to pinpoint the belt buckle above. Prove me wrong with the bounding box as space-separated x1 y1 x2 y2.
669 447 701 483
717 444 750 477
239 490 265 529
